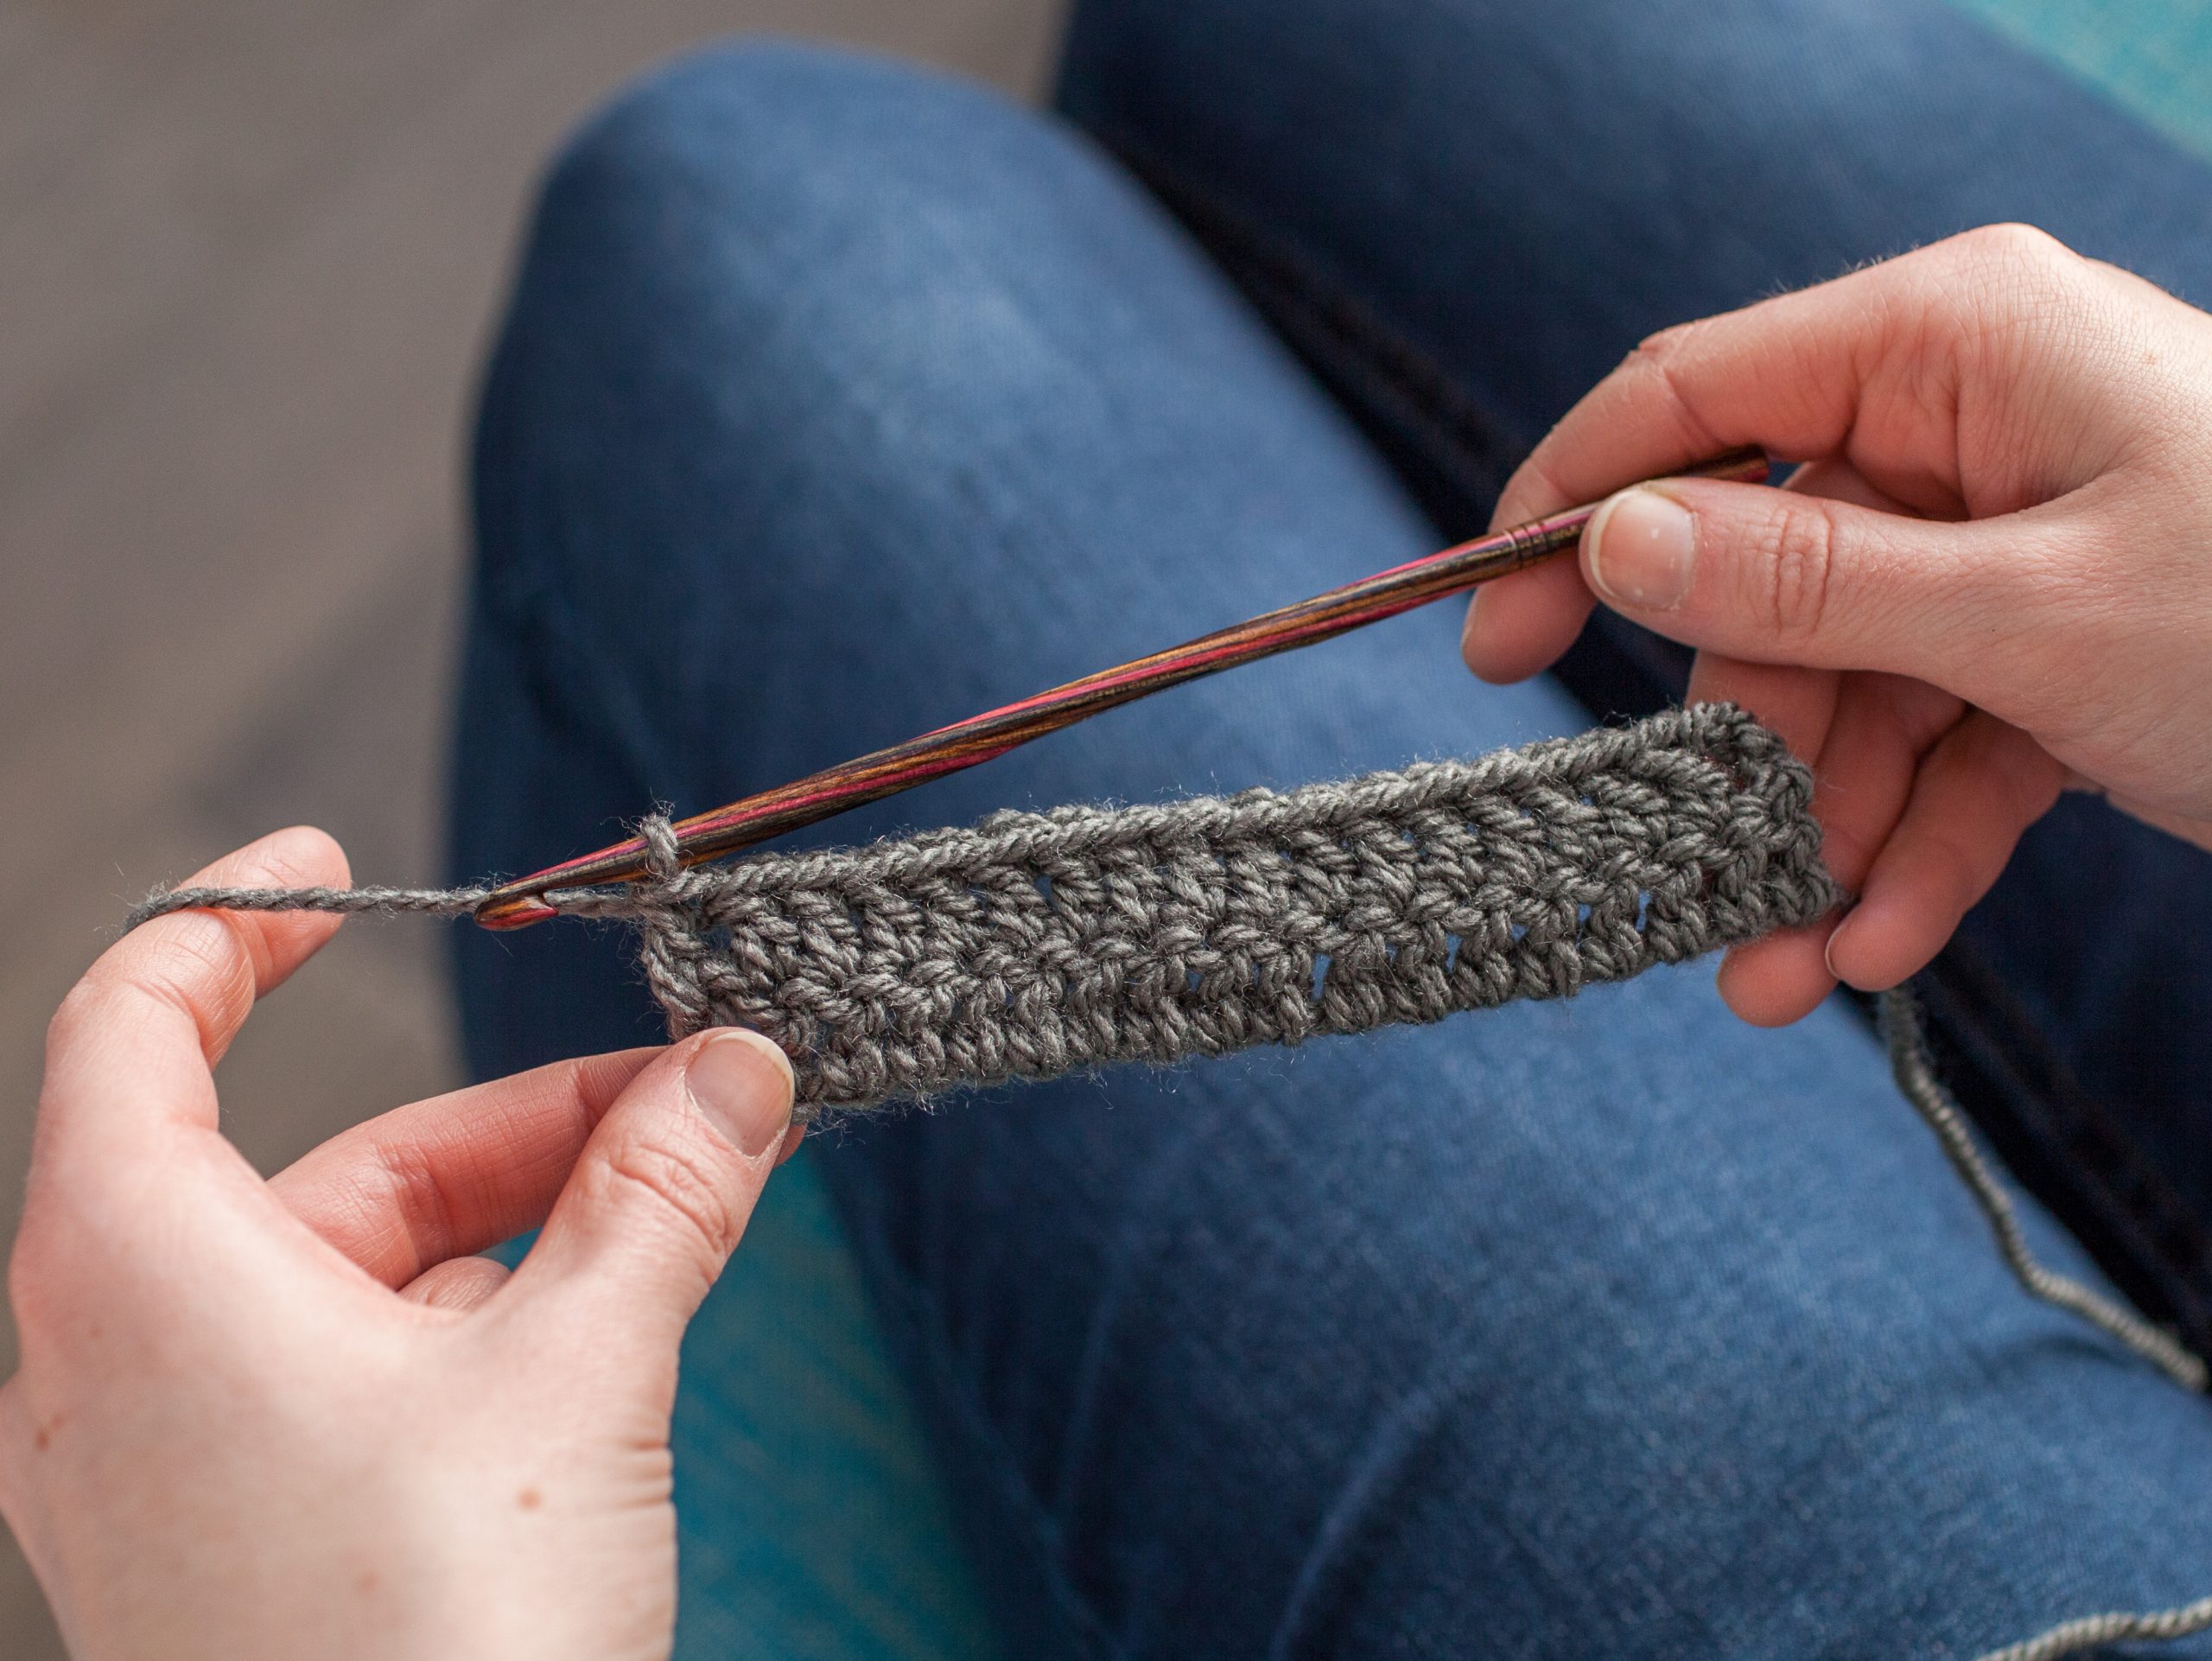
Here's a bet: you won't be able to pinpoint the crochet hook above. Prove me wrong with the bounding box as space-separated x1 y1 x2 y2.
473 446 1770 929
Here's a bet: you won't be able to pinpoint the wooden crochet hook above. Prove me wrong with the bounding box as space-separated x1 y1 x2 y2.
474 447 1769 930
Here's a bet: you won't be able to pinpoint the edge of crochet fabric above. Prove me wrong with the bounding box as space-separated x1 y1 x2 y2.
620 703 1840 1117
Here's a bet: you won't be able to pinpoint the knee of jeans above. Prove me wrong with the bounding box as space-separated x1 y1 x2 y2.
488 39 1089 410
468 39 1109 617
537 41 1029 247
462 41 1177 801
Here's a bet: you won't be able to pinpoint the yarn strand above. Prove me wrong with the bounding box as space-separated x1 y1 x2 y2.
127 884 489 929
1878 987 2212 1661
1879 988 2208 1394
1972 1595 2212 1661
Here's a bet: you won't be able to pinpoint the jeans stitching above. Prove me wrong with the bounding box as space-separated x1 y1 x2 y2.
1093 131 1526 533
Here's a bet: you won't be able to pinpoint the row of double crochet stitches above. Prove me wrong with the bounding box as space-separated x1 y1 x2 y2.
588 704 1839 1117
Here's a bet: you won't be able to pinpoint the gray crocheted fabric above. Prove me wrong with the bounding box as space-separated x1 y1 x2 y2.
581 703 1840 1115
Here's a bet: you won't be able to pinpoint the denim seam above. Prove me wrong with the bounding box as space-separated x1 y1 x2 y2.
1089 130 1529 530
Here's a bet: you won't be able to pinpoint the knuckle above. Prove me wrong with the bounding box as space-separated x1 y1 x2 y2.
1919 827 1986 914
1625 321 1726 452
1747 502 1840 644
43 971 148 1060
55 930 247 1066
1630 317 1701 366
1625 321 1699 403
1948 223 2099 347
1959 220 2076 271
599 1136 740 1263
42 981 102 1062
372 1142 460 1269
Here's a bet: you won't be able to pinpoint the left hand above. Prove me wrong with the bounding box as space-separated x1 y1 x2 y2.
0 827 799 1661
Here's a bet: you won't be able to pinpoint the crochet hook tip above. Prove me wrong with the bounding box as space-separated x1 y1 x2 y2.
474 892 561 931
474 831 658 929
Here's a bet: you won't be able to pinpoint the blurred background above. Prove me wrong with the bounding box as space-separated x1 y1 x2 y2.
0 1 1061 1650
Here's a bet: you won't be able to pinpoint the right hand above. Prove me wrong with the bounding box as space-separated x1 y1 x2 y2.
1460 225 2212 1025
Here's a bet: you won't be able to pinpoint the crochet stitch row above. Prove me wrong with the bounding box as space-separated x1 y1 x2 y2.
600 703 1841 1115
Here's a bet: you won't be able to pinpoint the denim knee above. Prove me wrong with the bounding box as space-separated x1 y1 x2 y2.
474 40 1061 587
467 44 1112 784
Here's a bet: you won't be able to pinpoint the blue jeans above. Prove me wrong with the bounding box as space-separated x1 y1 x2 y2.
452 4 2212 1655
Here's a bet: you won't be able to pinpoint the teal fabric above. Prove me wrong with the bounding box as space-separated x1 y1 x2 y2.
1946 0 2212 160
667 1153 999 1661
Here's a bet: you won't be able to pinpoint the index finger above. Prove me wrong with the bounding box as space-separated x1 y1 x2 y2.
36 828 350 1167
1466 227 2064 684
1492 230 2006 531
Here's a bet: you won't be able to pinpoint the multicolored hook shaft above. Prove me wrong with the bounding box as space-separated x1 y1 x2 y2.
473 448 1770 930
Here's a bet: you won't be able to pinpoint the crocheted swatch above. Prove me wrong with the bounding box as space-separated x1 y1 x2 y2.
607 703 1840 1115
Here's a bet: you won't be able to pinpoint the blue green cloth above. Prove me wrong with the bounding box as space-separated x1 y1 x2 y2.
1947 0 2212 161
493 1174 997 1660
667 1162 997 1659
461 4 2212 1657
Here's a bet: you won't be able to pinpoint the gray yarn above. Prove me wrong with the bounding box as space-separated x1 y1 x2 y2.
1877 987 2212 1661
127 884 490 928
1972 1596 2212 1661
608 703 1839 1113
1879 990 2207 1394
127 703 2212 1658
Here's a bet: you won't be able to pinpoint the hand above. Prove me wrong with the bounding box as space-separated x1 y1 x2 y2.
0 828 800 1660
1462 224 2212 1026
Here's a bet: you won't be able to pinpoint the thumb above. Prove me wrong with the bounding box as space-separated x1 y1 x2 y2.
1579 477 2010 678
507 1028 795 1353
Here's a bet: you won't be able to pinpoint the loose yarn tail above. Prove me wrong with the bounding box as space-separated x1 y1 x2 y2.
126 884 489 929
1973 1598 2212 1661
1879 988 2207 1395
1873 986 2210 1661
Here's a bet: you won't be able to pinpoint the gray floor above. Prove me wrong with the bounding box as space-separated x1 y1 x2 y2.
0 1 1061 1649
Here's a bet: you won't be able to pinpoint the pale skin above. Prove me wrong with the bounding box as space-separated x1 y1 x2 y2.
7 225 2212 1656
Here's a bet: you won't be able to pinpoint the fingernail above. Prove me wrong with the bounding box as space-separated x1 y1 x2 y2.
685 1031 795 1159
1586 487 1695 609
